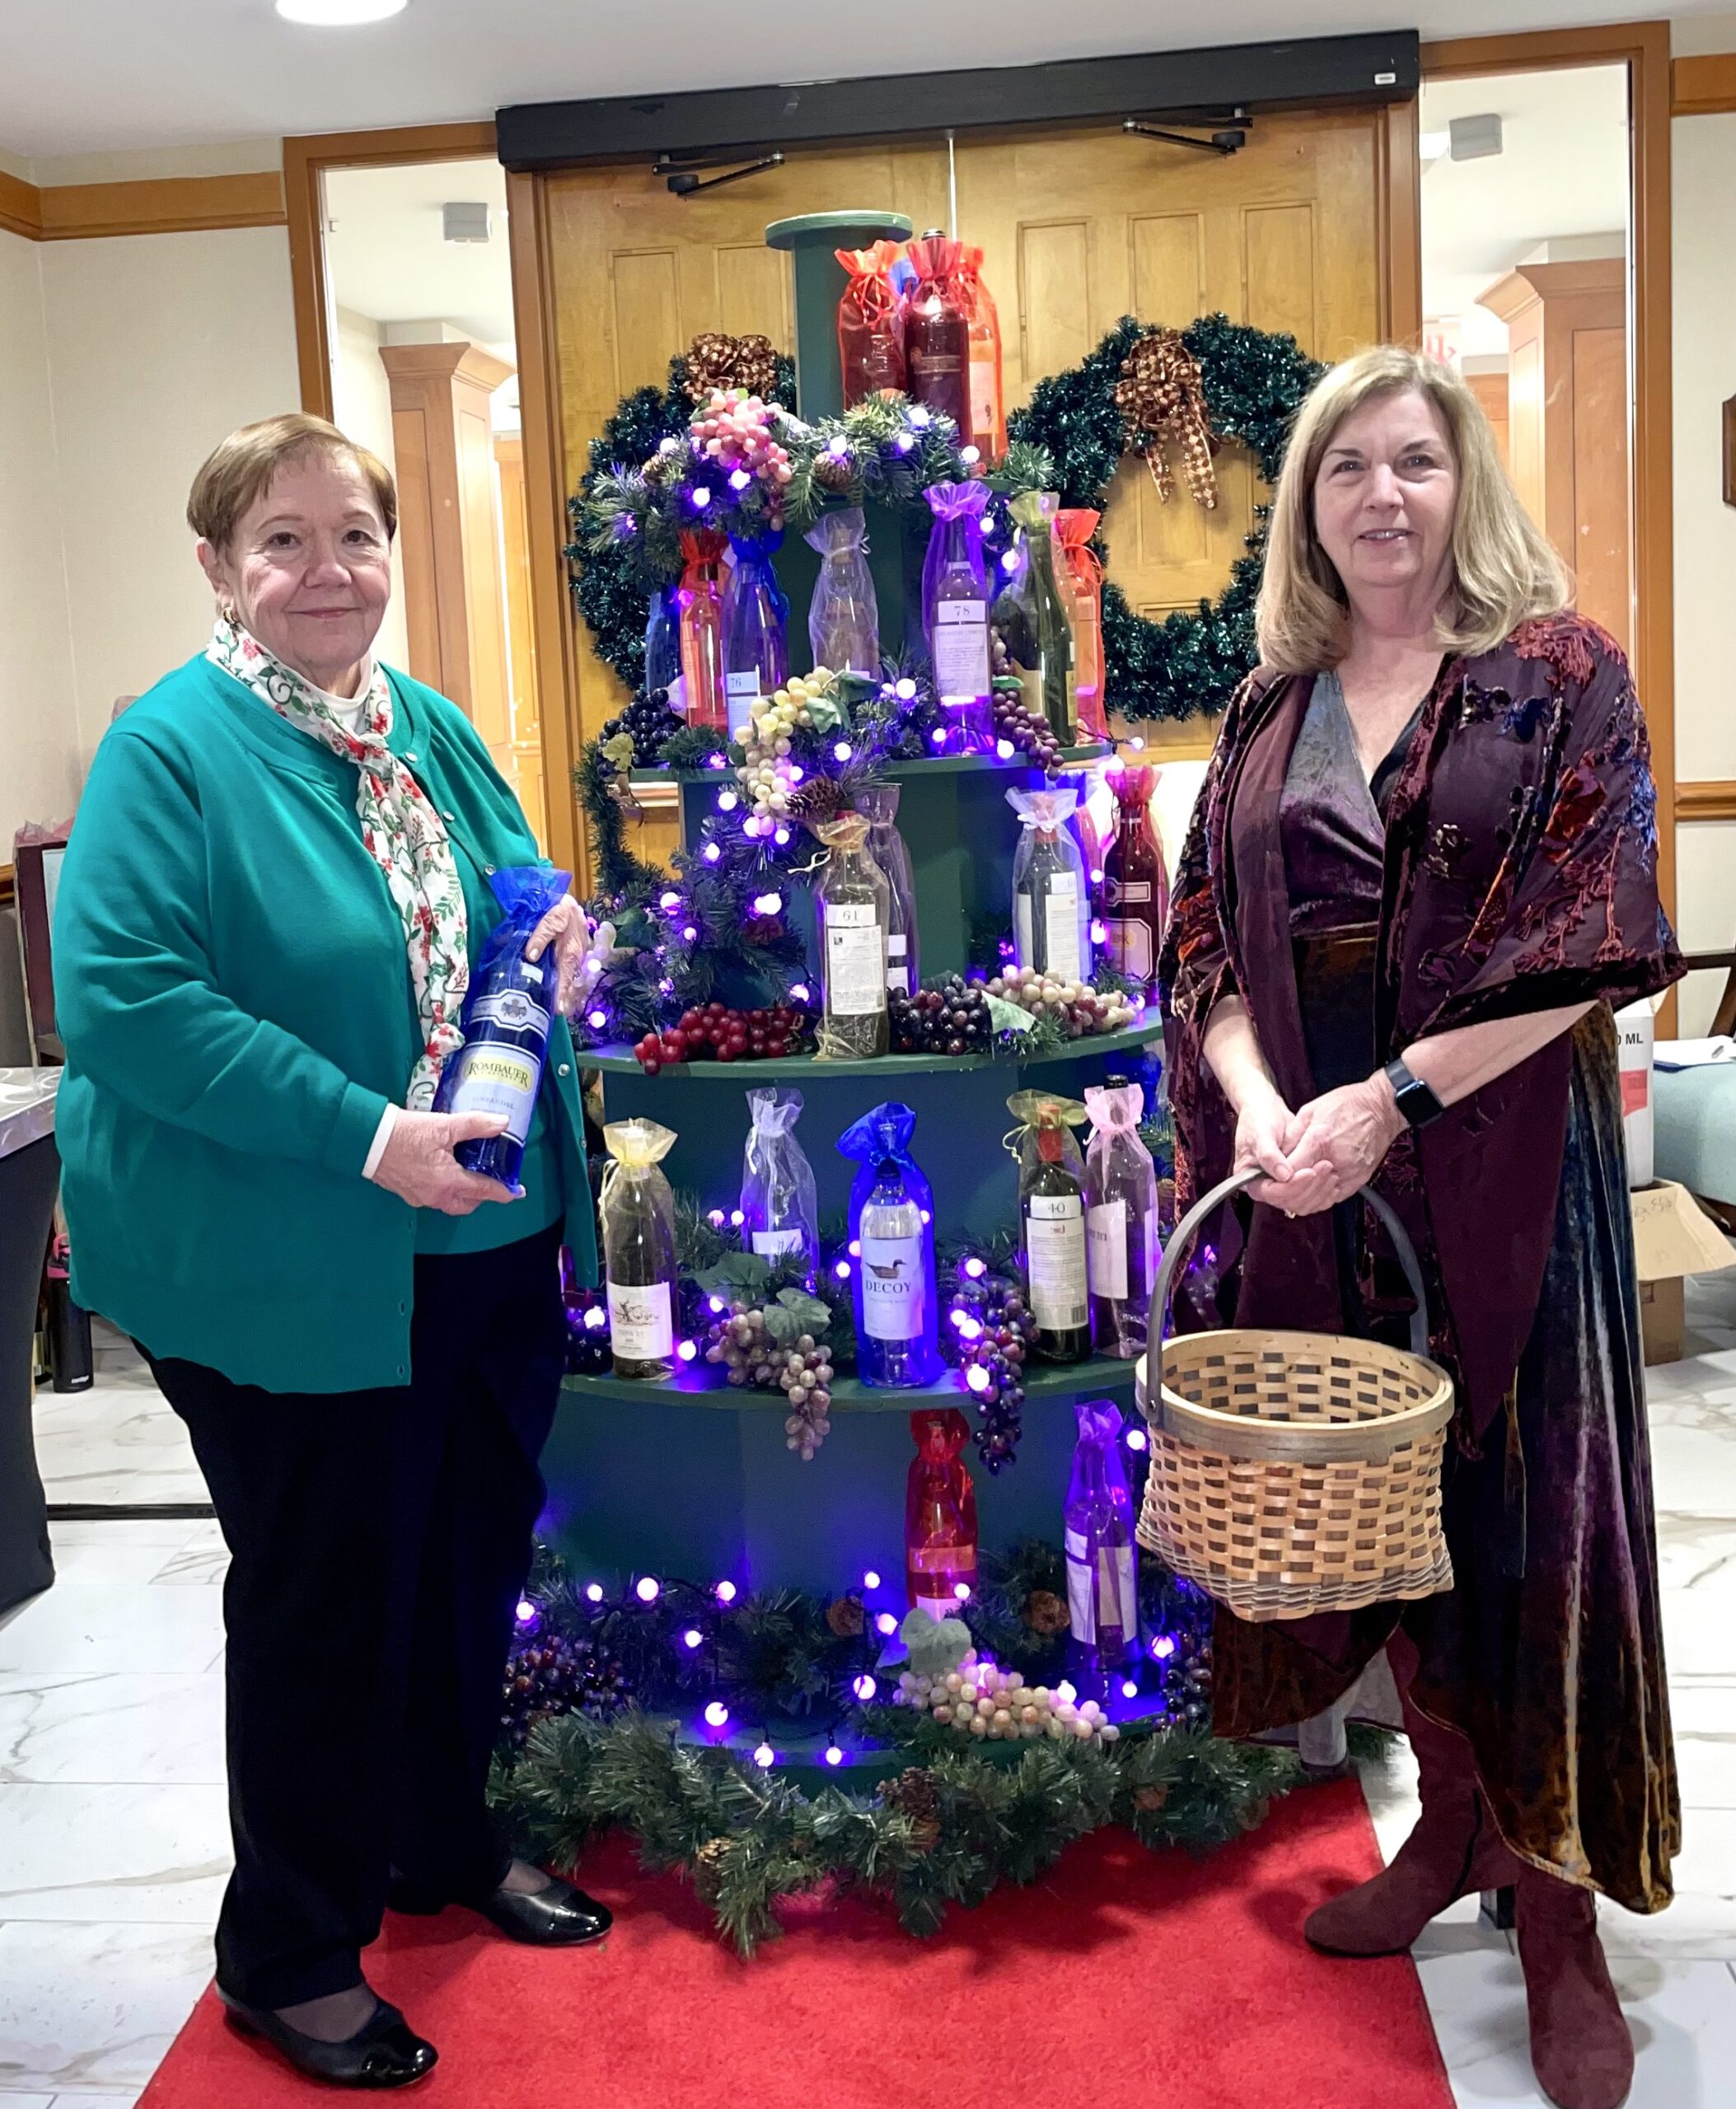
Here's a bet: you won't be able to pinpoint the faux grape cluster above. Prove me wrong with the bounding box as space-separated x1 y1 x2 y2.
704 1310 835 1461
985 965 1137 1036
737 668 831 824
892 1650 1121 1746
499 1629 625 1750
988 685 1064 771
599 685 683 767
688 389 794 522
633 1001 812 1074
949 1274 1036 1472
889 975 991 1057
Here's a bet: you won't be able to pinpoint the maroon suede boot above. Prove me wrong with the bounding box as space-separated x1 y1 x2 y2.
1515 1867 1634 2109
1305 1689 1521 1957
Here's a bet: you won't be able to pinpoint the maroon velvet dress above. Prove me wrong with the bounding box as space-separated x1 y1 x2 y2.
1160 614 1681 1911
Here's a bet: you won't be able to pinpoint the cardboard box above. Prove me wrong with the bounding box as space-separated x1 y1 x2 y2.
1631 1180 1736 1364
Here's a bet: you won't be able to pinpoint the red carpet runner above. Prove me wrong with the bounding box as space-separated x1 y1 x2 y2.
138 1778 1451 2109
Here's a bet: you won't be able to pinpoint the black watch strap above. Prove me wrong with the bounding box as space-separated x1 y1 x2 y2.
1383 1056 1446 1129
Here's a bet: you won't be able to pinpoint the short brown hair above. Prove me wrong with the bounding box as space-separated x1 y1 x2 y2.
186 413 397 551
1255 345 1570 672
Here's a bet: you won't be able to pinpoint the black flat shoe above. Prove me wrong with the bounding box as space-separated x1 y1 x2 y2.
218 1989 438 2088
467 1871 612 1946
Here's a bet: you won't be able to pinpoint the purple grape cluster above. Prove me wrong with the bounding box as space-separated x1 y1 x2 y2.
949 1272 1038 1472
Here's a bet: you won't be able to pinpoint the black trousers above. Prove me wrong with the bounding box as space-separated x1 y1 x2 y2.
146 1223 567 2010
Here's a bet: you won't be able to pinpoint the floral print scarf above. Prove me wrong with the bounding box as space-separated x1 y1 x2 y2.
207 618 467 1109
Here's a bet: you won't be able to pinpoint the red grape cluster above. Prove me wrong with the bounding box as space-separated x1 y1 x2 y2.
633 1000 812 1074
499 1628 625 1750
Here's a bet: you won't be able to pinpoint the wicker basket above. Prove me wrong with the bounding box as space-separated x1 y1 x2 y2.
1135 1169 1455 1624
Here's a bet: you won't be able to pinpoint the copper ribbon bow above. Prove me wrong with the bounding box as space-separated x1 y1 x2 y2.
684 331 783 405
1113 330 1219 509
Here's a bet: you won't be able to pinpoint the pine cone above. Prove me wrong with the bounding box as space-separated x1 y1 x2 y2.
882 1766 943 1852
692 1835 732 1903
1023 1588 1070 1636
826 1596 866 1638
812 452 855 493
1134 1784 1170 1812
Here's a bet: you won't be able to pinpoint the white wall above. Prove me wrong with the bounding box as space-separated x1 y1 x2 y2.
37 225 302 748
330 303 411 673
1670 91 1736 1032
0 226 80 849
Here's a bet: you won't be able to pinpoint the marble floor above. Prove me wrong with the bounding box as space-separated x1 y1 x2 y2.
3 1298 1735 2107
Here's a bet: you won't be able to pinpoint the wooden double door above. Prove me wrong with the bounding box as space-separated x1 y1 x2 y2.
540 108 1398 866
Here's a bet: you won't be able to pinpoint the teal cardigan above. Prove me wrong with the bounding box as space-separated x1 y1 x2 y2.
53 653 597 1395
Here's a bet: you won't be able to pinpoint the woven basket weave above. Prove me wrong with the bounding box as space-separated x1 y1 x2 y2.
1134 1170 1455 1624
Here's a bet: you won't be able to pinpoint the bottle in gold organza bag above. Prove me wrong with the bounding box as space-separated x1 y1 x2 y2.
1006 1091 1092 1364
600 1118 679 1381
809 811 891 1059
994 492 1075 744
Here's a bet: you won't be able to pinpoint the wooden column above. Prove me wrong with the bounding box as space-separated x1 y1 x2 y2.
1478 259 1631 652
378 343 516 755
493 432 545 848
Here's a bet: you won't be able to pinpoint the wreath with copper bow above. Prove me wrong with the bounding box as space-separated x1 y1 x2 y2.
1006 313 1325 722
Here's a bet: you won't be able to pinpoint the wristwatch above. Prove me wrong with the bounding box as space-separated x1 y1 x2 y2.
1383 1056 1446 1129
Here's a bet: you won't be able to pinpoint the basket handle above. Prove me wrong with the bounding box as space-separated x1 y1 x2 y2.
1152 1166 1432 1360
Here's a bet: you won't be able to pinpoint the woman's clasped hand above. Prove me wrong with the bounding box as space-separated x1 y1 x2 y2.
1233 1073 1405 1213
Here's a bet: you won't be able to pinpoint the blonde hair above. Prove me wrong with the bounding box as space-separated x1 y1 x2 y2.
187 413 397 552
1254 345 1569 671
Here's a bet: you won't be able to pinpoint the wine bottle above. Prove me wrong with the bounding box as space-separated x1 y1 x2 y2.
720 531 789 743
1083 1078 1160 1360
600 1119 679 1381
1100 765 1167 996
811 811 890 1059
905 1407 979 1620
1008 1091 1092 1364
840 1101 943 1390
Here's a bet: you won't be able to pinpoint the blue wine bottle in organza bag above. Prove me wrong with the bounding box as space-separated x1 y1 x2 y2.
838 1101 942 1388
435 865 573 1189
643 582 683 708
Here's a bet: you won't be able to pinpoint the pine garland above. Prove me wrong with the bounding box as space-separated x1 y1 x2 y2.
494 1705 1301 1956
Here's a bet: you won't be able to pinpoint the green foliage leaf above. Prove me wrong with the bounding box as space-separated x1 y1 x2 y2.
693 1253 775 1296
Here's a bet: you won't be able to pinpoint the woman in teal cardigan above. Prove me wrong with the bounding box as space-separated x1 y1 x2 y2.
54 414 609 2090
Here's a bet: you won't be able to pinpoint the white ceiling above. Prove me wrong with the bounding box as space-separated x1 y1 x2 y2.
1420 64 1630 358
2 0 1729 159
325 157 516 360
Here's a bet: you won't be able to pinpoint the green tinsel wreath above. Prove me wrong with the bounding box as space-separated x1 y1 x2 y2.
569 317 1323 727
1005 314 1324 723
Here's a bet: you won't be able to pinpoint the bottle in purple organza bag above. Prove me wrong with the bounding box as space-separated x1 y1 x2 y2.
721 531 790 744
1063 1399 1139 1700
434 866 572 1190
922 480 993 754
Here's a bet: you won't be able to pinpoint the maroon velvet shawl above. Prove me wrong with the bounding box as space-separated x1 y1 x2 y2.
1159 614 1682 1443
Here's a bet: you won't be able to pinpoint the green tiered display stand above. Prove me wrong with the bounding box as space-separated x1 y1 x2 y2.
541 211 1161 1605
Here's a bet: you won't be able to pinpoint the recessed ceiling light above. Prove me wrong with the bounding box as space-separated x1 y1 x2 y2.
276 0 408 25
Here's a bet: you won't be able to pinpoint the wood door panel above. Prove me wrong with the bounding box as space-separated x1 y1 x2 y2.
1130 213 1206 329
1243 203 1319 349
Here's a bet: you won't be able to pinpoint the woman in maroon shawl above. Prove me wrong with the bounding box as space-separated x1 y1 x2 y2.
1161 346 1678 2109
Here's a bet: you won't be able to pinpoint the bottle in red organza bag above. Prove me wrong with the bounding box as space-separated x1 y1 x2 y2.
835 240 907 405
1100 765 1168 996
901 232 973 451
1055 508 1108 741
676 530 728 733
957 245 1007 464
905 1407 980 1620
